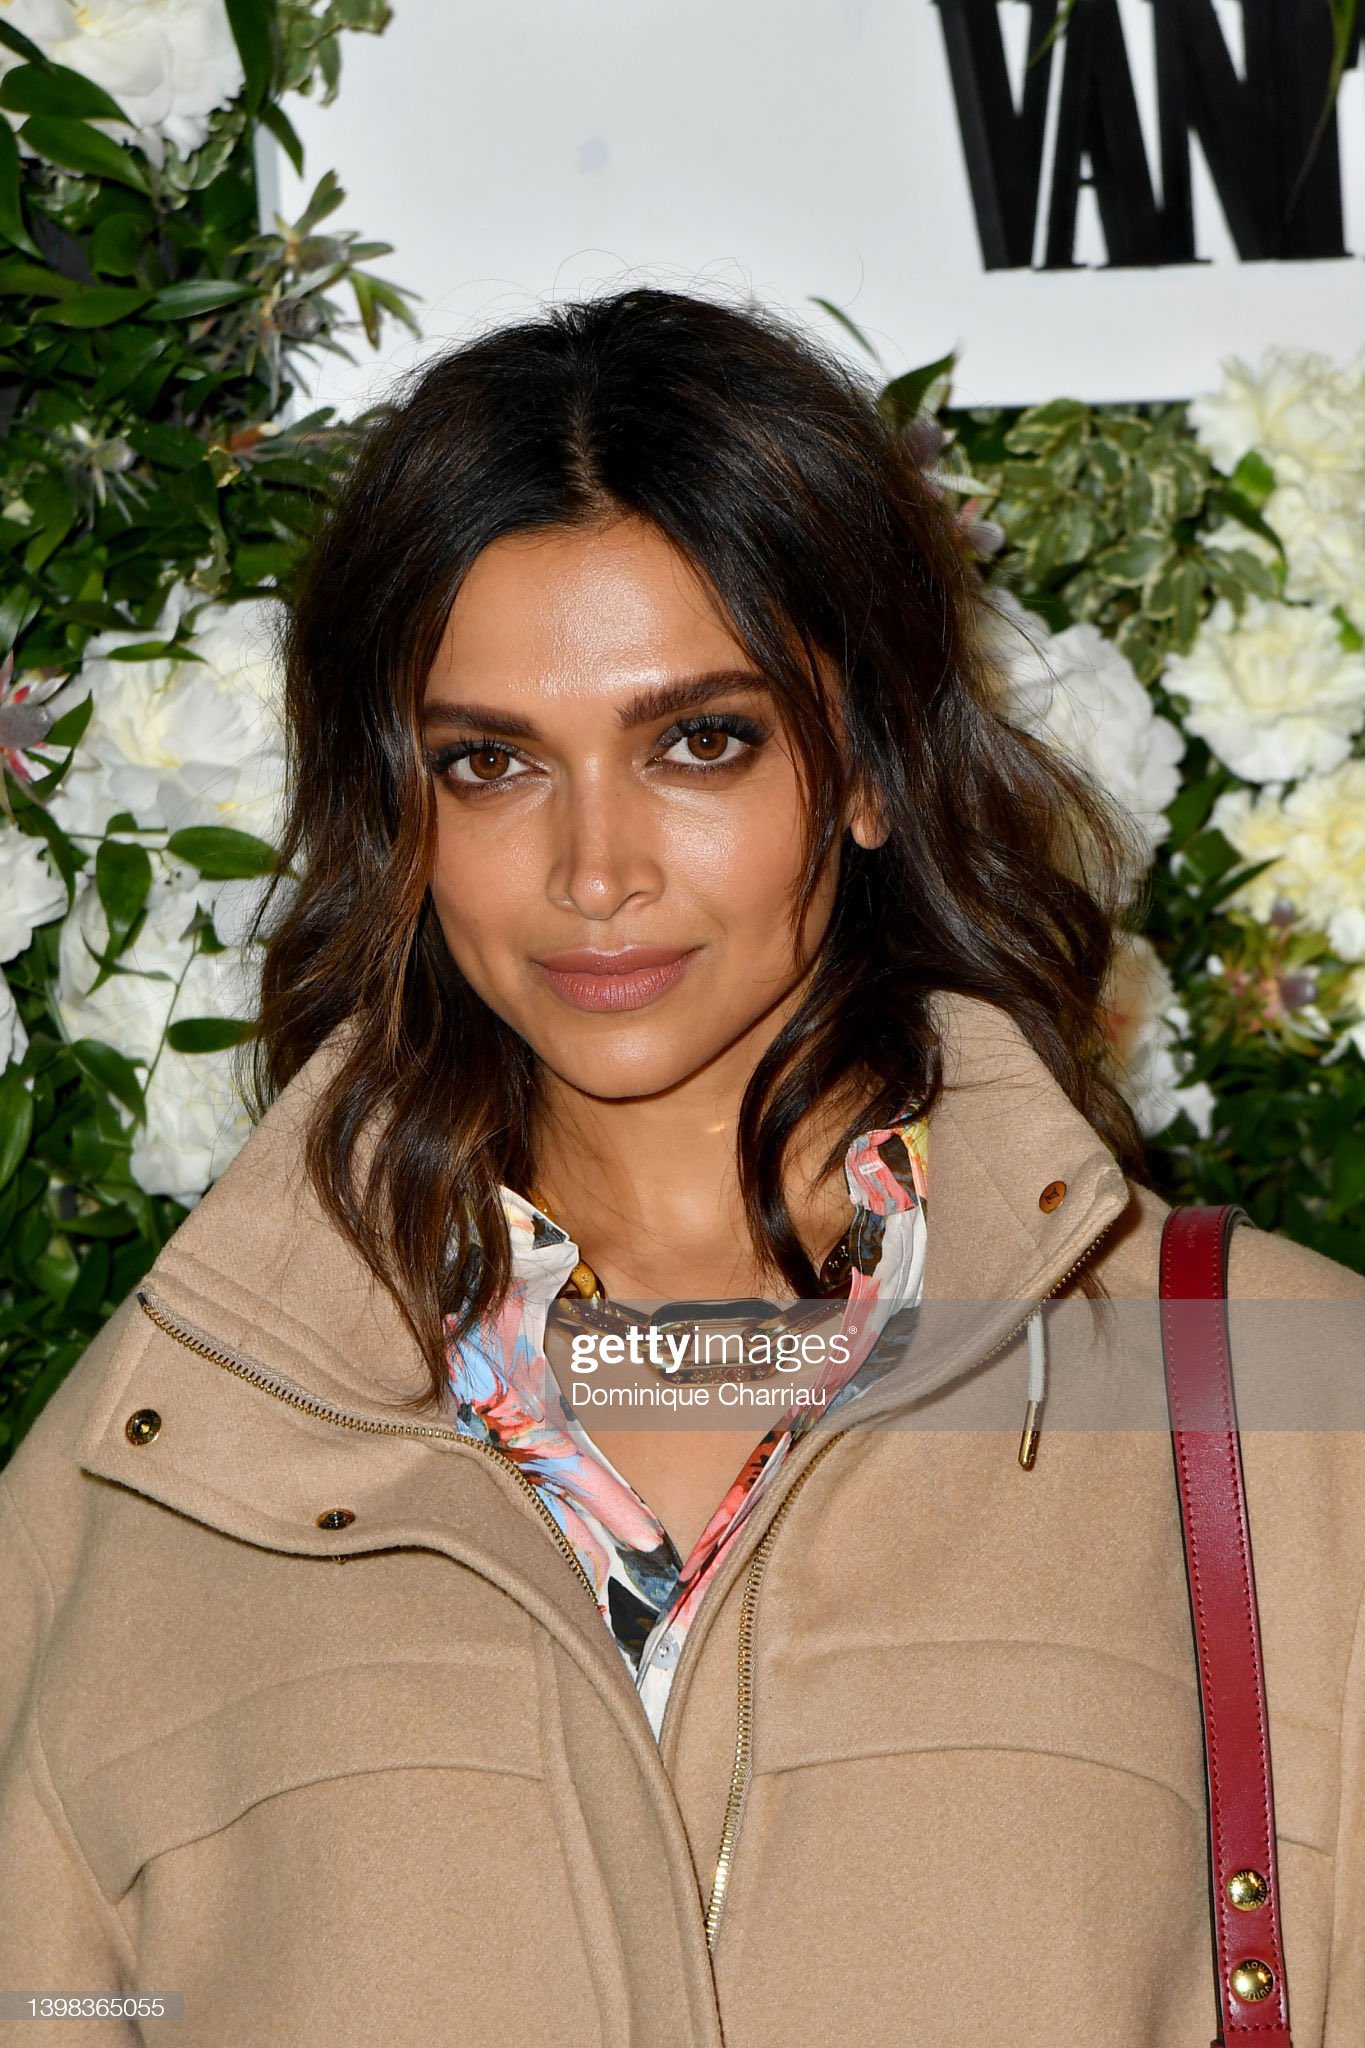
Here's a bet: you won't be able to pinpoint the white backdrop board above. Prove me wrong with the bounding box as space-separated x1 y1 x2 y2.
270 0 1365 415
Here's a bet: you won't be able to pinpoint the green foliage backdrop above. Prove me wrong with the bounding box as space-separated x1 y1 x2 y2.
0 0 411 1459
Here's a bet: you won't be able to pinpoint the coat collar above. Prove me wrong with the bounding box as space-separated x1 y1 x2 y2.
118 986 1132 1420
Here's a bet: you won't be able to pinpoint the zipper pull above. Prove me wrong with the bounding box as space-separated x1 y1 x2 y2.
1017 1308 1046 1471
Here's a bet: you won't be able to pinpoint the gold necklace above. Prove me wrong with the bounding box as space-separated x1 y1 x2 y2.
527 1187 853 1385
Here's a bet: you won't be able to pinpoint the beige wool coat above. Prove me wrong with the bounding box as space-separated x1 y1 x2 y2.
3 990 1364 2048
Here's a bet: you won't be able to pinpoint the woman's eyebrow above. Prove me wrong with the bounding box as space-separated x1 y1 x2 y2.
420 670 768 741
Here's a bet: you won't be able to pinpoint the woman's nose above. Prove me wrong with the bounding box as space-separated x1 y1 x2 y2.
544 771 665 921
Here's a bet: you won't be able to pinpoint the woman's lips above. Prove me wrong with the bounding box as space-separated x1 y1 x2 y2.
534 945 698 1013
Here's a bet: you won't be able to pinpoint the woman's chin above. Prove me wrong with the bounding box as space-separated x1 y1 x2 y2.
527 1022 734 1105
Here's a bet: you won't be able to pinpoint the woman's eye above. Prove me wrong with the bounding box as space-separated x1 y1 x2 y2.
657 721 762 769
443 743 529 787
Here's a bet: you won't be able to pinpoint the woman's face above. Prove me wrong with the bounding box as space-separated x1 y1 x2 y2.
422 515 864 1103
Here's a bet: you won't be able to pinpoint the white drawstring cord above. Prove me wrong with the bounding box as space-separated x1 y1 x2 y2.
1018 1306 1046 1471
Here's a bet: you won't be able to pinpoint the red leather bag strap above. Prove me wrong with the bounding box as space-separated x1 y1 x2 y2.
1160 1203 1293 2048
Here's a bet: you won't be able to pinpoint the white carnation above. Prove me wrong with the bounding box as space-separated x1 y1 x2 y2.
1190 348 1365 482
0 967 27 1071
1269 477 1365 630
0 0 244 166
0 826 66 961
1214 762 1365 961
979 592 1184 867
1164 597 1365 783
1191 349 1365 633
1102 933 1215 1139
49 590 287 892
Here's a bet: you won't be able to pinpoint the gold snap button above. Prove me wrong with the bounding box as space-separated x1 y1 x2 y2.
125 1408 161 1446
1226 1869 1269 1912
1038 1180 1067 1213
316 1508 355 1530
1230 1960 1275 2004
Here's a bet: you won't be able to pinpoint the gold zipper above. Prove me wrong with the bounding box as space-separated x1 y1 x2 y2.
701 1208 1120 1952
135 1287 598 1603
703 1425 849 1952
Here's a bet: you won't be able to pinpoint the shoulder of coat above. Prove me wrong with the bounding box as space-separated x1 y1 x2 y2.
1087 1179 1365 1304
1226 1217 1365 1303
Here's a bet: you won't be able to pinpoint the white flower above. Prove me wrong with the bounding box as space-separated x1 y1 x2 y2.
1190 348 1365 482
1191 349 1365 632
130 1037 253 1205
1268 477 1365 629
1214 762 1365 961
979 592 1184 869
49 590 287 902
0 0 244 166
53 856 258 1200
1102 933 1215 1140
55 860 255 1061
1208 786 1303 922
1164 597 1365 782
0 967 27 1071
0 826 65 961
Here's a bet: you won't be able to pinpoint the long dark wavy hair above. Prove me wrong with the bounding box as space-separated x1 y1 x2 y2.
246 287 1146 1408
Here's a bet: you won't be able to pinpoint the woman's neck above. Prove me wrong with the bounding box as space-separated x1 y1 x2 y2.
530 1023 858 1303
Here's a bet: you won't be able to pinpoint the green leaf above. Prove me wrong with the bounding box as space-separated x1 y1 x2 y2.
44 691 93 749
0 22 51 67
1004 399 1087 453
34 284 153 327
1163 772 1225 849
0 255 75 296
1169 557 1205 649
71 1037 145 1118
1336 605 1364 653
166 1016 255 1054
89 210 148 277
878 351 956 430
808 297 879 361
127 420 210 469
95 838 152 958
1093 534 1170 584
103 636 191 660
0 114 35 254
260 100 304 175
295 168 346 236
165 825 276 879
148 278 257 318
225 0 276 113
0 62 130 124
20 116 148 193
52 1201 137 1239
1230 449 1275 507
0 1069 33 1193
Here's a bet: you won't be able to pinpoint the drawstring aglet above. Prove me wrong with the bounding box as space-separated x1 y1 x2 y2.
1018 1307 1047 1471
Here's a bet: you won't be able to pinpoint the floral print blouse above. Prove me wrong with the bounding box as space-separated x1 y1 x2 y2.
442 1117 929 1740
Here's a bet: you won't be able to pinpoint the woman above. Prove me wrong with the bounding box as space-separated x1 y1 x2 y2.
2 289 1362 2048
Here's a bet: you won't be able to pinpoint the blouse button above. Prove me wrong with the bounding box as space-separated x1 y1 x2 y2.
654 1630 680 1667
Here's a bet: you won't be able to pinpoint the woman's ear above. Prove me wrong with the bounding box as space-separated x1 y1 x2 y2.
847 786 890 850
